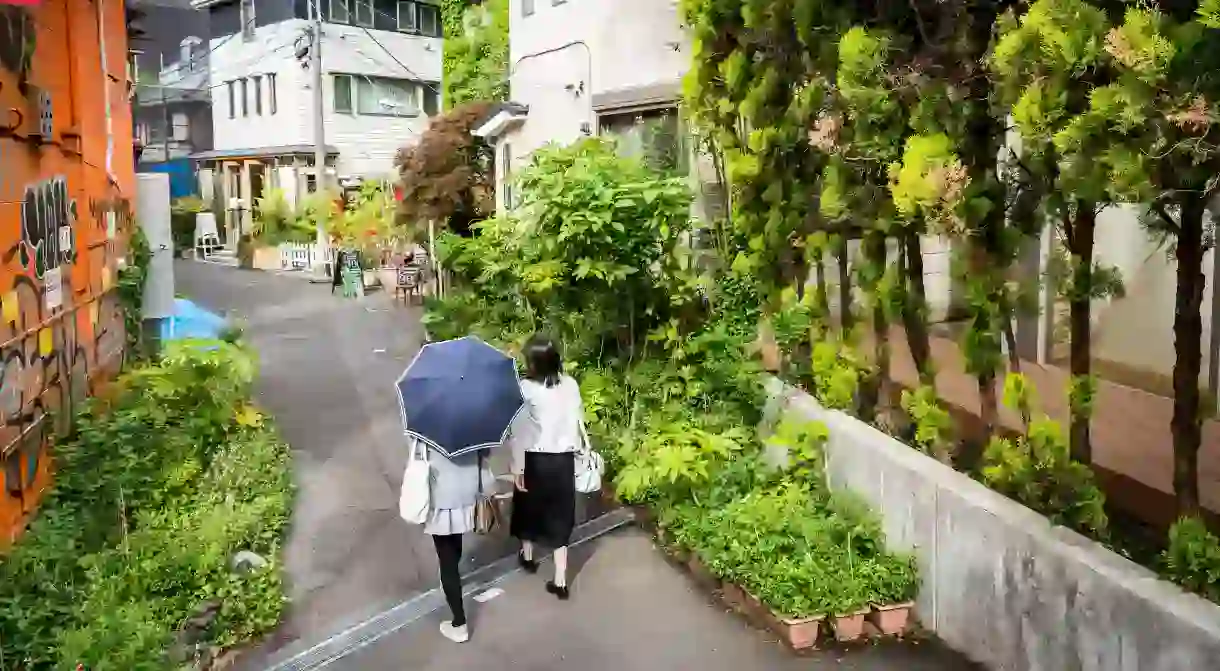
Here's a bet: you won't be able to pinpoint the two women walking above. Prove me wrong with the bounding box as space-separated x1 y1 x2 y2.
399 334 595 644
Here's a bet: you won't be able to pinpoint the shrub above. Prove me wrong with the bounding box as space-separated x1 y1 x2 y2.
980 418 1108 536
1161 516 1220 603
0 341 293 669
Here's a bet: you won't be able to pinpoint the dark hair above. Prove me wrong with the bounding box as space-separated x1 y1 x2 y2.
523 334 562 388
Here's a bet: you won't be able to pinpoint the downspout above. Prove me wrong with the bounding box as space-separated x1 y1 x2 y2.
1207 204 1220 415
98 0 116 181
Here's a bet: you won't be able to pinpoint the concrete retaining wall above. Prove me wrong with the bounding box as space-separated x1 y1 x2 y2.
762 378 1220 671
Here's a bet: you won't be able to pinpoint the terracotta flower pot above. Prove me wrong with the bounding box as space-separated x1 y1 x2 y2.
686 555 720 590
775 615 825 650
832 609 870 642
868 602 914 636
740 589 783 633
719 582 748 612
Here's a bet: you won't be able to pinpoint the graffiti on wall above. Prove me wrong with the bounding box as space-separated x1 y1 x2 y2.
0 175 130 543
0 0 135 544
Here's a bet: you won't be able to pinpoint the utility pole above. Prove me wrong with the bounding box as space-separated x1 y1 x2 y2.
310 0 331 279
161 87 171 163
160 53 171 164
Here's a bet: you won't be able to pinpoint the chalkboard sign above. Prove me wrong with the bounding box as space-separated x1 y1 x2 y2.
398 267 420 289
343 249 361 271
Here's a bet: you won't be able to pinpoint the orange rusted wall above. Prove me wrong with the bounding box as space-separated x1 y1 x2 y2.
0 0 135 545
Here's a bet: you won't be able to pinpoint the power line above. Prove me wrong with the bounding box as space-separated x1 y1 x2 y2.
355 24 440 96
139 42 297 95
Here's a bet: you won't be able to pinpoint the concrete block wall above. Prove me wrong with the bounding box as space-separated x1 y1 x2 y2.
762 378 1220 671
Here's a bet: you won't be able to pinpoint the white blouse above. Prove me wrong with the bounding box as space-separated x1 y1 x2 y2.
509 375 587 475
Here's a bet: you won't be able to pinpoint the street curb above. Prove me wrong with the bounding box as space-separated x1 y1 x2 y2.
259 508 635 671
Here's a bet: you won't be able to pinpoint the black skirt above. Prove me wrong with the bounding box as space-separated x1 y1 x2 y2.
511 451 576 548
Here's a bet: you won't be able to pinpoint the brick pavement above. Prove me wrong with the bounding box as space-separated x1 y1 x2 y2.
881 326 1220 521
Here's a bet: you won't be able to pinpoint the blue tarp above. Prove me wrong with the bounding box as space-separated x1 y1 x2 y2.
138 159 197 199
160 298 227 342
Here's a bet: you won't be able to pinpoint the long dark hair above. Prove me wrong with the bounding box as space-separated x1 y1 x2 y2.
523 334 562 388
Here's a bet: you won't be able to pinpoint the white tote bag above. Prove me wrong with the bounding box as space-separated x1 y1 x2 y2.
574 418 604 494
399 440 431 525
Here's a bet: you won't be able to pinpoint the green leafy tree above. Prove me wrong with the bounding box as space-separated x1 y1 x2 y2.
1087 2 1220 515
990 0 1129 464
511 137 698 356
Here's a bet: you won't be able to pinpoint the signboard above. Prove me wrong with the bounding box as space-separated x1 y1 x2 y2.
397 267 420 289
340 249 364 298
43 267 62 311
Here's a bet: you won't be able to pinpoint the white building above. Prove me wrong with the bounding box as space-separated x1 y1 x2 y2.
476 0 688 208
190 0 442 239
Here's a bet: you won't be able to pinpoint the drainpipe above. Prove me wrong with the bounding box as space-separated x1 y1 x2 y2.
1208 206 1220 414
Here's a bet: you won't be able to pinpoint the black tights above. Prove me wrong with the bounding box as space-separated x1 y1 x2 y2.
432 533 465 627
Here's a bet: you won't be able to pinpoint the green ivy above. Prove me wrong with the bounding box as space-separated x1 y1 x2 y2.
441 0 508 107
117 227 152 359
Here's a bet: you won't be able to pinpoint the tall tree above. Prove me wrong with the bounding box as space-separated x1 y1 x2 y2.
1097 1 1220 515
990 0 1128 464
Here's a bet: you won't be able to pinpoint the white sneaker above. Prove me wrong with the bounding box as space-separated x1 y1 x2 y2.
439 620 470 643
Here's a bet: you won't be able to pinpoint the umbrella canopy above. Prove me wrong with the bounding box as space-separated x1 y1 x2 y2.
395 336 524 458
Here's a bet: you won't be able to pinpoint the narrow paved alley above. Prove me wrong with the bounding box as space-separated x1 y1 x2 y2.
332 530 977 670
177 261 524 662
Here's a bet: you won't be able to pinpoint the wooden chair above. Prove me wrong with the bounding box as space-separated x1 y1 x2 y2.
395 266 423 305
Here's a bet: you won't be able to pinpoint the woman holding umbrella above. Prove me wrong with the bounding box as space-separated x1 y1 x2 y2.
397 336 524 644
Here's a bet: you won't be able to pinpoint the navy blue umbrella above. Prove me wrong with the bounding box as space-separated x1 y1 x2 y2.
395 336 524 458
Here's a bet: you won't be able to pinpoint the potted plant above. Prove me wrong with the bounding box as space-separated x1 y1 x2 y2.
826 569 870 642
749 555 830 650
249 189 302 269
866 555 919 636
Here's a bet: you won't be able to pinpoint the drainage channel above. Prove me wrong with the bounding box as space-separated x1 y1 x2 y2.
260 509 635 671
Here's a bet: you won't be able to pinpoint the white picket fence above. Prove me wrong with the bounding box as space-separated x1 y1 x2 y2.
278 243 337 272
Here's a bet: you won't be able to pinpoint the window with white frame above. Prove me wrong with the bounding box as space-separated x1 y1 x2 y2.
334 74 354 113
422 85 439 116
227 80 236 118
240 0 255 40
599 107 687 175
354 0 374 26
357 76 418 116
396 1 440 36
240 78 250 116
522 0 534 16
171 113 190 141
397 0 417 32
501 142 513 209
417 1 438 35
334 74 421 117
253 75 263 115
330 0 350 23
268 73 278 114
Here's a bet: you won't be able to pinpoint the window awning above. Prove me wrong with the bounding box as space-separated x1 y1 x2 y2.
472 102 529 141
